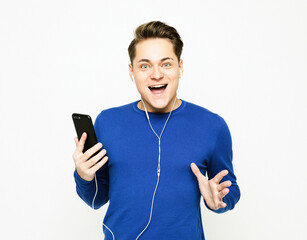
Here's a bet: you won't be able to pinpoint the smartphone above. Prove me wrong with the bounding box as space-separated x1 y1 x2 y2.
72 113 99 155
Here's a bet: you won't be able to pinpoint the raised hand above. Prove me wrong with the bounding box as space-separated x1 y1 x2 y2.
72 132 109 182
190 162 232 211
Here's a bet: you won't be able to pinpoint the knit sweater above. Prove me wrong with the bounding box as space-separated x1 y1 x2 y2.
74 99 240 240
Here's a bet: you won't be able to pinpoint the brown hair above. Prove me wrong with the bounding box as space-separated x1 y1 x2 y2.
128 21 184 65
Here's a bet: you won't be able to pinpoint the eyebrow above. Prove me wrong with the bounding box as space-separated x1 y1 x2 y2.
137 57 174 63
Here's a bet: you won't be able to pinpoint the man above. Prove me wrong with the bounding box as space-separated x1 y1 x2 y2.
73 21 240 240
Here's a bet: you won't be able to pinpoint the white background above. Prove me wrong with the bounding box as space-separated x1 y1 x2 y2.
0 0 306 239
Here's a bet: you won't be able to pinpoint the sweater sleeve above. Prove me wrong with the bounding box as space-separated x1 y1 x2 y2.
204 116 241 214
73 113 110 209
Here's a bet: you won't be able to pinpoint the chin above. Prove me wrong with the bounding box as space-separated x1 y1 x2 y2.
148 97 174 111
150 97 167 106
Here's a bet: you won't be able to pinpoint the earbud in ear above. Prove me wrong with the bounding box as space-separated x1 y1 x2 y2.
180 70 183 78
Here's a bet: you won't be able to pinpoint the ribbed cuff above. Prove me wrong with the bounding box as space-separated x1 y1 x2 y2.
74 169 95 185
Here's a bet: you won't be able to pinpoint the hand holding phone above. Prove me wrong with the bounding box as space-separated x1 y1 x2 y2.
72 114 109 182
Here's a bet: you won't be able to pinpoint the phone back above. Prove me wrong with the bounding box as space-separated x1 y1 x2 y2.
72 113 98 153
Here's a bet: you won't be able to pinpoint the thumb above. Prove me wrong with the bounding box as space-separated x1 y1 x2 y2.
190 162 204 180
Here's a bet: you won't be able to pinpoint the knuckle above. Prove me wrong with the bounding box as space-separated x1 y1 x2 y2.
93 156 100 164
91 156 98 164
98 150 106 158
100 156 108 165
85 150 92 159
79 139 85 146
95 153 103 161
92 153 101 162
83 151 89 159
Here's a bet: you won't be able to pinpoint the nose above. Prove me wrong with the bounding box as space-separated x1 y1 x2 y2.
150 66 163 80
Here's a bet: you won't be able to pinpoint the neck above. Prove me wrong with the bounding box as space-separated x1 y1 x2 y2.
137 97 182 113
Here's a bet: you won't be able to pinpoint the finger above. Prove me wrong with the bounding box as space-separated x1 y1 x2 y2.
218 187 230 200
76 132 87 153
217 201 227 209
190 162 204 180
72 136 82 163
85 148 107 168
217 180 232 191
81 142 103 162
90 155 109 174
74 137 79 147
213 169 229 184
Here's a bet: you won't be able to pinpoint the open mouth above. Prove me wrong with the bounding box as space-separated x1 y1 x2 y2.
148 84 168 95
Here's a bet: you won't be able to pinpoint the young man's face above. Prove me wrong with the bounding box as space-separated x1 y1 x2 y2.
129 38 183 113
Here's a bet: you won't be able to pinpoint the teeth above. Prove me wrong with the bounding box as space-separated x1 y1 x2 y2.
150 84 167 89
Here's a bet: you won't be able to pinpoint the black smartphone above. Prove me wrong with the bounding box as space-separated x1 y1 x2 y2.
72 113 99 154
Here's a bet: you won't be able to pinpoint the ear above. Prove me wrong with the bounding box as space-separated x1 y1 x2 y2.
179 59 183 77
129 63 134 82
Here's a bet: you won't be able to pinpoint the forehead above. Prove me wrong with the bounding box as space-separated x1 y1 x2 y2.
134 38 176 62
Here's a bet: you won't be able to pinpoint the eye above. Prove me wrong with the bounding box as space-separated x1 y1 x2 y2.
141 64 149 69
163 63 171 67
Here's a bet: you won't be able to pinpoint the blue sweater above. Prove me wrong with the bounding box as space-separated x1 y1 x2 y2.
74 99 240 240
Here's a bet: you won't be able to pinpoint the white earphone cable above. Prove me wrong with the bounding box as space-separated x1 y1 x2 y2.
135 97 177 239
93 174 115 240
94 97 178 240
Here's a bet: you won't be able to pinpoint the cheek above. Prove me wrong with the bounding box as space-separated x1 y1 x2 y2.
134 79 148 93
134 71 149 82
168 74 180 91
170 80 179 91
165 69 180 79
168 71 180 84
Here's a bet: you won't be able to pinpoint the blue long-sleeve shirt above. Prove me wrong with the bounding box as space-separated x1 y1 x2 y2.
74 99 240 239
